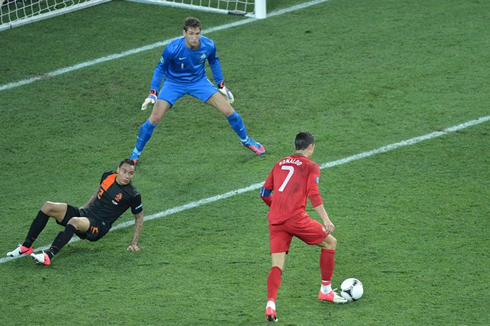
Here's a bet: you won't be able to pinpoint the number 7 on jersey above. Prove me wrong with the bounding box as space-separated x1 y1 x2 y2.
278 166 295 192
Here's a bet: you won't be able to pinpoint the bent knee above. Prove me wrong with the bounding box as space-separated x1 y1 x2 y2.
148 114 163 126
149 114 162 125
220 104 234 117
319 235 337 250
208 93 234 115
41 201 61 215
67 217 89 232
150 101 170 124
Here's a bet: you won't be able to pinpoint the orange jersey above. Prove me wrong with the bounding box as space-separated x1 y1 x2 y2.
261 154 323 224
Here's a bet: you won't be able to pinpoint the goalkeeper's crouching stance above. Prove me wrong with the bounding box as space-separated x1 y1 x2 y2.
129 17 265 163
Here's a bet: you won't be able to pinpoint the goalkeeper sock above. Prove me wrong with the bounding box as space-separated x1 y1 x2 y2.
48 224 76 259
22 210 50 248
135 119 158 153
226 111 248 141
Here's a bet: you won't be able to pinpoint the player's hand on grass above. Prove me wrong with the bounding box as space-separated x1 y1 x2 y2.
127 244 141 252
218 81 234 104
141 89 158 110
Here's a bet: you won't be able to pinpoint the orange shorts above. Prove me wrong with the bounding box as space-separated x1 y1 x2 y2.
269 212 328 254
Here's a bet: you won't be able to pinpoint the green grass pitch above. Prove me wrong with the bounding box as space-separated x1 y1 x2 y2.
0 0 489 325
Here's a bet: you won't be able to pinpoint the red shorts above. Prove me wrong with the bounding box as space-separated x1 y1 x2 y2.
269 212 328 254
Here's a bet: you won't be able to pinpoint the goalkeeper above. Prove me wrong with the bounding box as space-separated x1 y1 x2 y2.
129 17 265 163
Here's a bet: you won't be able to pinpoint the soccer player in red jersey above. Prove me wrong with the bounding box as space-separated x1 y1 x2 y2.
6 159 143 266
260 131 346 322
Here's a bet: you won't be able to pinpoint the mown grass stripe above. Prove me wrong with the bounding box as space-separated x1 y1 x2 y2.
2 114 488 264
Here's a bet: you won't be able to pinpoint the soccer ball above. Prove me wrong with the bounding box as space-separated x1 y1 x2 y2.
340 278 364 301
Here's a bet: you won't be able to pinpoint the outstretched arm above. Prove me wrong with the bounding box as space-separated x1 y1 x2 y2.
127 211 144 251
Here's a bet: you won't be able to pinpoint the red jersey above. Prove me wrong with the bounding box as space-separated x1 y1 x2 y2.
261 154 323 224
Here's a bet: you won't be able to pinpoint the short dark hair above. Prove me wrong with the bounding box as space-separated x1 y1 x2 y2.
119 158 136 168
295 131 315 150
183 17 202 31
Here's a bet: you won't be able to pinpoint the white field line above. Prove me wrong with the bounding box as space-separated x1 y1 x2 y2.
1 115 488 264
0 0 330 92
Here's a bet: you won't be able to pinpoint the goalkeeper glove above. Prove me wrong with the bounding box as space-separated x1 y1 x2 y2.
141 89 158 111
218 81 235 104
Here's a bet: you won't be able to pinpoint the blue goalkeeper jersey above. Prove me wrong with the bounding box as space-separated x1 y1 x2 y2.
150 35 224 90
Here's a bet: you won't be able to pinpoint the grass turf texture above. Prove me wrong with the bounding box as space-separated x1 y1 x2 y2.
0 0 489 325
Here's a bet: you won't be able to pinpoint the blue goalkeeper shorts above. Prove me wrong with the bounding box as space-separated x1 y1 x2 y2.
158 78 218 107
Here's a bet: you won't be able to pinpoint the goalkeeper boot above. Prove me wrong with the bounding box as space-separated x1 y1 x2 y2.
242 138 265 155
129 150 141 164
31 252 51 266
318 290 348 304
7 244 33 257
265 301 278 322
